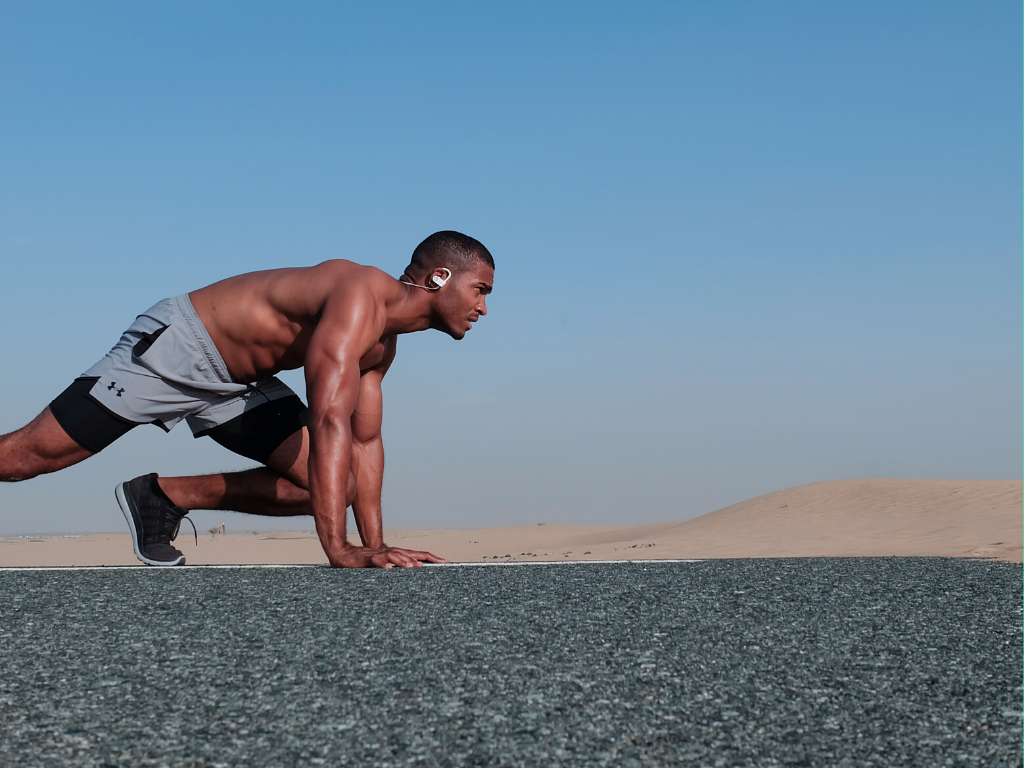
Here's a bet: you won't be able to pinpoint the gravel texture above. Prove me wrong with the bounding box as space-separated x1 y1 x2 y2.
0 558 1020 767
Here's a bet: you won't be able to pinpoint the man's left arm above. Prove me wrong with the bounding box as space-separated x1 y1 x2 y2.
349 339 447 565
349 363 388 549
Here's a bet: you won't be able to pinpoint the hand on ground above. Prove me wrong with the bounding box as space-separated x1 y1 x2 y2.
331 545 448 569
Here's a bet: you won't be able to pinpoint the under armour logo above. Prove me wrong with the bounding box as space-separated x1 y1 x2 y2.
107 382 125 397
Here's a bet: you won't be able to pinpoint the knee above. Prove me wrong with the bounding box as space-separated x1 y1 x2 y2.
0 466 38 483
0 433 45 482
0 418 86 482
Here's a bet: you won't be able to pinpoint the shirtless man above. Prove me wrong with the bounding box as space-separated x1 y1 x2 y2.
0 231 494 569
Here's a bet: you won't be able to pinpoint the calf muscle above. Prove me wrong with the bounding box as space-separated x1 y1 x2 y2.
159 468 314 516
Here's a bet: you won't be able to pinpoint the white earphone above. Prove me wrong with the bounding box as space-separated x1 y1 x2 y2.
431 268 452 288
402 267 452 291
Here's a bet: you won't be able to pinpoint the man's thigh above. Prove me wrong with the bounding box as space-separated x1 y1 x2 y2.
49 376 142 454
196 379 309 480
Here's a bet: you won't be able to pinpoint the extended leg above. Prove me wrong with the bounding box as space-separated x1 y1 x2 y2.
0 408 93 482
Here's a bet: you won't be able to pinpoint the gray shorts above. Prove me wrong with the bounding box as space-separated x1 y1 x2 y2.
50 294 307 460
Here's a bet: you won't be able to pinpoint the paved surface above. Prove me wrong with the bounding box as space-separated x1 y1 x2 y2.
0 558 1020 767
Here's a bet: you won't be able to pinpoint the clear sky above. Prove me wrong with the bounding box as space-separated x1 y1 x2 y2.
1 1 1020 535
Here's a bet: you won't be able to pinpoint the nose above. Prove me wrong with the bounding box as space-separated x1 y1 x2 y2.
477 297 487 316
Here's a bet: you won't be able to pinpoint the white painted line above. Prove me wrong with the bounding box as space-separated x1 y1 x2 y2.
0 564 324 571
431 559 703 567
0 559 702 572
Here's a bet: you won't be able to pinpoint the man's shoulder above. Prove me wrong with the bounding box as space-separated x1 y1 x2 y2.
311 261 400 328
313 260 398 293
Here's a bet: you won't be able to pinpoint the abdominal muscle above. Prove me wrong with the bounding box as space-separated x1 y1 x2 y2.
189 262 355 383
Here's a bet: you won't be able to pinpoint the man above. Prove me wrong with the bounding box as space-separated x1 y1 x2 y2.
0 231 494 569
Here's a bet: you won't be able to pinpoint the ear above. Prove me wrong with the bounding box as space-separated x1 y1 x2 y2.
430 267 453 289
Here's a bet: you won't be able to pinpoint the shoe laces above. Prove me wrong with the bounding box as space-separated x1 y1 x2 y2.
171 515 198 546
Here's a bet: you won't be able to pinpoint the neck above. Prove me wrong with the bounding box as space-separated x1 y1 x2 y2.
383 276 437 335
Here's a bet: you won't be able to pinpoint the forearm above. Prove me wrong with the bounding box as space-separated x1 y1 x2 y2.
350 436 385 548
307 421 354 564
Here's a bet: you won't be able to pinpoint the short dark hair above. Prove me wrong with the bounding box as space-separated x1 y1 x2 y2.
406 231 494 278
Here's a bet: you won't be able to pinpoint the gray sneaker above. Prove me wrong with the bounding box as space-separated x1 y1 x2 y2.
115 473 194 566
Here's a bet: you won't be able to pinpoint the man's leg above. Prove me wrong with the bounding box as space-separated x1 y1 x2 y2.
158 467 312 516
0 408 94 482
156 427 355 515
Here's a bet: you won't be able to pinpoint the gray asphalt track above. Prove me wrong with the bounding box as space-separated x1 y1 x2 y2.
0 558 1020 767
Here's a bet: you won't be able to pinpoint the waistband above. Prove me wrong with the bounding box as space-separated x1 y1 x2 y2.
172 293 235 385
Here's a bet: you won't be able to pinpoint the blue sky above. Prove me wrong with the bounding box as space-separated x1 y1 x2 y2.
0 1 1019 534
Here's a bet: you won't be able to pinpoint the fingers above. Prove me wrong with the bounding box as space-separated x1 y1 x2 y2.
407 550 447 564
391 547 449 564
370 552 394 569
387 550 423 568
362 547 416 569
337 545 449 569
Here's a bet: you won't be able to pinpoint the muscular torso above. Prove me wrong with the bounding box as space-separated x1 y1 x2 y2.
189 260 396 383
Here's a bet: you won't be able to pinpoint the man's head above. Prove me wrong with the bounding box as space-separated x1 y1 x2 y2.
403 231 494 340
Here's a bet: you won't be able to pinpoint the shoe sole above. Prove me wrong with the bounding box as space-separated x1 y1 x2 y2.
115 482 186 567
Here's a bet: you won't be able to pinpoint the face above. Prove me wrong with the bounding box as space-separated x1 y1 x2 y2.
434 261 493 340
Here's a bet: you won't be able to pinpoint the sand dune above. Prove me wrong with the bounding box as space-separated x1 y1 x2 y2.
1 479 1019 567
598 478 1022 561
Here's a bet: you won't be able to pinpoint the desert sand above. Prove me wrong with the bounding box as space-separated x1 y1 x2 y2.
1 478 1019 567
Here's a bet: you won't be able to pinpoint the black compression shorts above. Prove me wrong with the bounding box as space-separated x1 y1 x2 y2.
51 378 307 464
